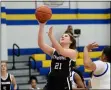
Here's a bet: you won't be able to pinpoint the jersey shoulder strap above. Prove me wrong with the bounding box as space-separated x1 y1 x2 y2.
52 48 56 55
8 73 12 82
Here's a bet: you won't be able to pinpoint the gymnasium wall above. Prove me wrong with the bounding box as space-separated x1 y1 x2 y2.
1 1 111 56
1 2 8 60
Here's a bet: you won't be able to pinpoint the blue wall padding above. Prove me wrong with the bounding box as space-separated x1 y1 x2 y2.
76 65 84 72
83 72 92 78
31 60 36 69
39 67 50 75
36 61 42 70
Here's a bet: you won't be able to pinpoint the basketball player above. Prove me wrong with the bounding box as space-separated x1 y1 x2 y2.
71 61 86 89
70 70 85 90
83 42 110 89
29 76 41 90
38 22 78 90
1 61 17 90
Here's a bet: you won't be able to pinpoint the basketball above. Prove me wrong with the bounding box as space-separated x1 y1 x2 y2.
35 5 52 23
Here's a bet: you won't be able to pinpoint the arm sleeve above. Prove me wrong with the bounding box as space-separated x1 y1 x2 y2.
93 60 106 75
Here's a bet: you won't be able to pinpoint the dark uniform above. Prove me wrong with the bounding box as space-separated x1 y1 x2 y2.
1 74 11 90
1 73 11 90
44 50 72 90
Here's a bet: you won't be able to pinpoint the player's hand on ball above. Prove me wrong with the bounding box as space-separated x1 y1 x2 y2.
48 26 53 37
38 21 47 25
86 42 98 51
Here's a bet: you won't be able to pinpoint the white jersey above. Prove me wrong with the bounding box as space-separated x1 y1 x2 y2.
91 61 110 89
70 71 77 89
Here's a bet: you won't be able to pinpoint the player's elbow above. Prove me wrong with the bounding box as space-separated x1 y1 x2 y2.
83 59 91 67
38 41 44 48
38 43 42 49
38 44 45 52
38 42 42 47
38 37 44 48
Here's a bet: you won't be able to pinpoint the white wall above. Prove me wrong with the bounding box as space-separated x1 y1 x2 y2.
77 2 110 9
2 1 110 49
4 2 35 9
7 24 110 48
76 24 110 46
0 3 8 60
7 25 70 48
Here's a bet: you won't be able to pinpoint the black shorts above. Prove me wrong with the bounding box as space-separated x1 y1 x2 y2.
43 75 72 90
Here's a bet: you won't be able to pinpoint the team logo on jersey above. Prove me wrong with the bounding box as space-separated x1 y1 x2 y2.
52 55 66 60
43 0 64 7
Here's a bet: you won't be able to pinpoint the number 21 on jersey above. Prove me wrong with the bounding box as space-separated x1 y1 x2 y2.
54 62 62 70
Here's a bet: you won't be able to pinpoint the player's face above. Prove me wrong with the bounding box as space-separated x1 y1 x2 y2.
1 62 7 72
60 34 72 45
31 80 37 88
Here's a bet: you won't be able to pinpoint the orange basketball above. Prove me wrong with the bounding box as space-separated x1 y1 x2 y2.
35 5 52 23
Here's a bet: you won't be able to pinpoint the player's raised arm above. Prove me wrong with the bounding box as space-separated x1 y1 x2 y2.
35 5 54 56
38 23 54 56
83 42 98 71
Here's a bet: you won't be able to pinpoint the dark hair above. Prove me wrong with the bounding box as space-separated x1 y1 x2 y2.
64 33 76 49
103 46 111 63
65 25 73 36
29 76 37 83
65 30 73 36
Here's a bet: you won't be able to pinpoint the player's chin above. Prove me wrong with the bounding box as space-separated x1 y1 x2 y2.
60 41 65 44
60 39 67 42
